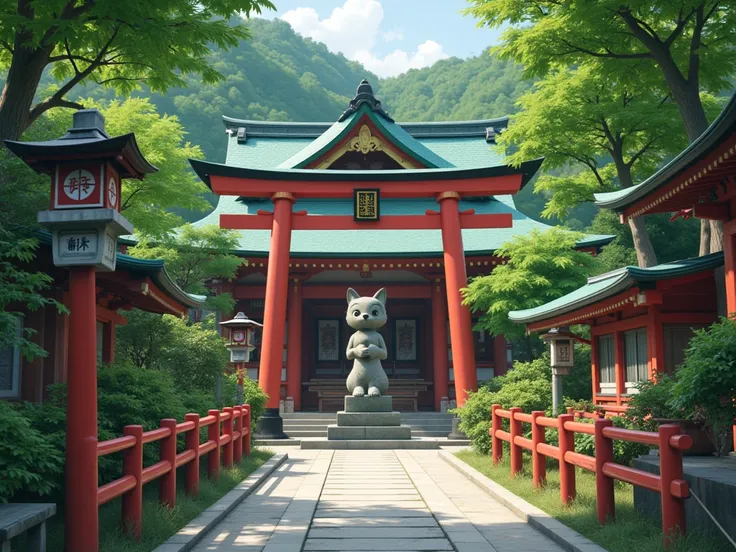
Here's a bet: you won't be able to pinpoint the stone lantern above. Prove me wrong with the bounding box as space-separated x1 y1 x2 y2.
220 312 262 404
4 108 156 552
541 326 575 415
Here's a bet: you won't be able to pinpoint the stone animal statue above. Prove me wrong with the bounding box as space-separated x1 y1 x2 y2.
345 288 389 397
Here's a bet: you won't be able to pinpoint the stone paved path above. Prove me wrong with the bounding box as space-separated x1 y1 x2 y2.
191 449 564 552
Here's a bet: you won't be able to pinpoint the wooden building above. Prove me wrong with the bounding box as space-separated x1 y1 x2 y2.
188 80 612 419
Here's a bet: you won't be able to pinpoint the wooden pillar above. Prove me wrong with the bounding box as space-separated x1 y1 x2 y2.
286 278 303 411
431 279 449 411
438 192 477 406
590 332 600 404
65 266 99 552
614 330 625 404
648 305 664 378
256 193 293 438
725 221 736 317
493 334 508 376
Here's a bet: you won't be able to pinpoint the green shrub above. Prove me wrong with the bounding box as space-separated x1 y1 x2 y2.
670 318 736 455
627 374 683 430
455 355 552 453
0 401 64 502
571 415 650 467
220 373 268 430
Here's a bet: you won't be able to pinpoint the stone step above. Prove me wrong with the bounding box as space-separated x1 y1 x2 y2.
301 439 440 450
283 430 327 437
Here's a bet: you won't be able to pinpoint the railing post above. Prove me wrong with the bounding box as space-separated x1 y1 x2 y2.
594 418 615 524
531 411 546 488
207 409 221 480
557 413 576 504
491 404 502 465
659 424 686 547
185 413 200 497
233 406 243 464
244 405 252 457
122 425 143 541
509 407 523 477
159 419 178 508
223 407 234 469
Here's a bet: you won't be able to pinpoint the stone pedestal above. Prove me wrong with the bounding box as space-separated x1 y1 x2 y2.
327 396 412 441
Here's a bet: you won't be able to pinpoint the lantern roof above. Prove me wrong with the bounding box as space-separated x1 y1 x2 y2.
4 109 157 179
220 311 263 329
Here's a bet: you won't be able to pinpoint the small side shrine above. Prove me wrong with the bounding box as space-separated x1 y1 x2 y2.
510 254 722 407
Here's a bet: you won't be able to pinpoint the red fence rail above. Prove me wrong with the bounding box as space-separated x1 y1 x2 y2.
96 404 252 540
490 404 692 548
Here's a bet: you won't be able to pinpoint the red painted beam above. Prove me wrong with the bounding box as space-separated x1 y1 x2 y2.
302 284 431 300
221 213 513 231
210 173 523 198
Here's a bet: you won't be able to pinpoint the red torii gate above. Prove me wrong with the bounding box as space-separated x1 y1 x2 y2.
191 161 541 437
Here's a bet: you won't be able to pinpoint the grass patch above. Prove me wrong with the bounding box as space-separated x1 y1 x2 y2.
455 450 730 552
32 449 273 552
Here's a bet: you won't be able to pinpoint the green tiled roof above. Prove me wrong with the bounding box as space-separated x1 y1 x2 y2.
509 252 724 326
275 106 453 169
192 196 613 257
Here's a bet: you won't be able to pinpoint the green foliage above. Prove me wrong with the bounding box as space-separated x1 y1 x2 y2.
221 373 268 430
378 50 533 121
455 356 552 454
0 226 65 358
0 401 64 502
670 318 736 454
115 309 229 391
0 0 275 141
129 224 245 311
627 374 683 428
463 228 598 338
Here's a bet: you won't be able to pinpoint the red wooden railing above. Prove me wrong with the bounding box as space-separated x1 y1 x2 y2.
97 405 251 540
490 404 692 548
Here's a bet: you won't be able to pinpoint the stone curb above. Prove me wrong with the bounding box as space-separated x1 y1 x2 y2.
439 451 608 552
152 452 289 552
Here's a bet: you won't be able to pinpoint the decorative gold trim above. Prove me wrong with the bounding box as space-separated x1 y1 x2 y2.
437 191 461 202
272 191 295 202
316 124 419 169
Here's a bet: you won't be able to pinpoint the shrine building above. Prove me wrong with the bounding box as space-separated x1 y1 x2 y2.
189 80 612 425
509 92 736 412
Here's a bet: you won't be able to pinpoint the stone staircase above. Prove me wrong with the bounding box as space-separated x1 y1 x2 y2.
281 411 455 439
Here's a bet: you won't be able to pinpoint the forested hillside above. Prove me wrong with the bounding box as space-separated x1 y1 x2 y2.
378 51 532 121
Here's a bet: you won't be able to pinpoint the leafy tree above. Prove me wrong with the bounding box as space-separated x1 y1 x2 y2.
500 65 694 266
466 0 736 253
128 224 245 312
115 309 229 392
40 98 209 238
462 228 598 339
0 0 274 146
0 227 63 359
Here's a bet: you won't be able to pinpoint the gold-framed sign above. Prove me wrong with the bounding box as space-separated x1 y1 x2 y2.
354 188 380 221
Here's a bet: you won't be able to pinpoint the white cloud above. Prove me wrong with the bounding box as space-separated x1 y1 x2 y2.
280 1 446 78
382 28 404 43
355 40 448 78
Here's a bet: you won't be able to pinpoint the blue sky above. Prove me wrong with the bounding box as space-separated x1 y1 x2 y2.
257 0 505 77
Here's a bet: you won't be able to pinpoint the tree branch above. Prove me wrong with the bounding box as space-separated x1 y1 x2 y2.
557 39 649 60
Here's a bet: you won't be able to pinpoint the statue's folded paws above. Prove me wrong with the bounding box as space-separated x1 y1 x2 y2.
352 386 365 397
367 386 380 397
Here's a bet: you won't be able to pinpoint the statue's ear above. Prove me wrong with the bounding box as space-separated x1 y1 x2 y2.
373 288 387 305
346 287 360 304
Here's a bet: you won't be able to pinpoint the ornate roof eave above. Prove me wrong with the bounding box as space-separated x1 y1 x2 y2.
4 133 158 178
189 157 544 190
508 251 724 326
594 92 736 212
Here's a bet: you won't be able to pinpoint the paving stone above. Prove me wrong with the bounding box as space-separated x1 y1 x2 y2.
309 527 445 539
304 537 454 550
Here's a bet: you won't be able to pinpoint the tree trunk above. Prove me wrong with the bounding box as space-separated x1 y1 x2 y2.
615 154 658 267
0 38 50 145
628 216 658 267
699 218 711 256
